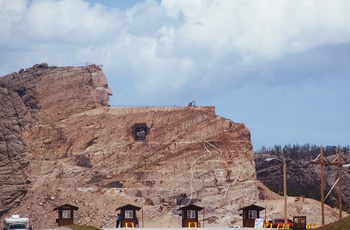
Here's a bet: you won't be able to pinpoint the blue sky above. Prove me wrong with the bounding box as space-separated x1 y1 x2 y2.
0 0 349 150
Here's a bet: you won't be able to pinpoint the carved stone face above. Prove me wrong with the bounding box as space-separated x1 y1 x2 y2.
135 127 146 141
92 72 112 106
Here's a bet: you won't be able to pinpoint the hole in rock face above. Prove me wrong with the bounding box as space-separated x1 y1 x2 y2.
132 123 149 141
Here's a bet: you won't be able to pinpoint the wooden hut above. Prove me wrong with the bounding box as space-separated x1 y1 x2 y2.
53 204 79 226
115 204 141 228
293 216 307 229
237 204 265 228
178 204 203 228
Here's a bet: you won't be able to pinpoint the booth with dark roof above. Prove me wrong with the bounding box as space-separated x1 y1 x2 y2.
293 216 307 229
53 204 79 226
178 204 203 228
237 204 265 228
115 204 141 228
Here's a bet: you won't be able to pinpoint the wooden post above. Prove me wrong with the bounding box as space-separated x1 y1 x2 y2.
202 208 205 228
338 147 342 219
283 158 288 229
142 205 144 228
320 146 325 226
312 146 344 226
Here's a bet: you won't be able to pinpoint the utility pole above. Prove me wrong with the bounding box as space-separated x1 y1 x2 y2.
320 147 325 226
266 157 289 229
338 147 343 219
283 158 288 229
312 146 344 226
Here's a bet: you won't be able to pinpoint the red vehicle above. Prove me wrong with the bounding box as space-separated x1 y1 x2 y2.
271 218 294 228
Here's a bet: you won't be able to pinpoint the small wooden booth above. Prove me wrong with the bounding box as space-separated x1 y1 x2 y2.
116 204 141 228
53 203 79 226
293 216 307 229
178 204 203 228
237 204 265 228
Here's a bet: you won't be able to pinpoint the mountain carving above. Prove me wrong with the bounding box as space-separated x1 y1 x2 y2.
0 64 258 228
0 64 345 228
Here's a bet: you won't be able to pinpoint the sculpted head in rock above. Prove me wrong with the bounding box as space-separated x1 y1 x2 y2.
12 63 115 122
92 71 113 107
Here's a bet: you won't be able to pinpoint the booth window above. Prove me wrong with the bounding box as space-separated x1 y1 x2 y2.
62 210 71 219
248 210 257 219
10 225 26 230
187 210 196 219
125 210 133 219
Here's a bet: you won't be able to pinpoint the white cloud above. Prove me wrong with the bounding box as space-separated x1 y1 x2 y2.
161 0 350 58
19 0 123 42
0 0 27 44
1 0 350 104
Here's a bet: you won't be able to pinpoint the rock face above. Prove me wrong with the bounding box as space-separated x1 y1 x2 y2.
0 80 33 216
0 64 258 228
0 64 110 217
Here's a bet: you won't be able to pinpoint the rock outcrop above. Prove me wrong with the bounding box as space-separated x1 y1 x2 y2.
0 63 110 217
0 81 33 216
0 64 258 228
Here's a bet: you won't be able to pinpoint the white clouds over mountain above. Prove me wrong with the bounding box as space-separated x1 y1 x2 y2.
1 0 349 102
1 0 349 148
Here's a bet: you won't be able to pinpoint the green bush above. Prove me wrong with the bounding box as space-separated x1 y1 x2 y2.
317 216 350 230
